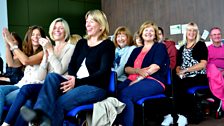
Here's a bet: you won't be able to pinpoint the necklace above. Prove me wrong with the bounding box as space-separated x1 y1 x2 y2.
186 42 196 49
54 43 66 56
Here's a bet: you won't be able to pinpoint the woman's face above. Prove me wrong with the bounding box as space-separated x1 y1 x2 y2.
135 36 143 47
31 29 41 46
186 27 197 42
116 33 128 48
52 22 65 41
142 26 155 42
85 15 101 37
158 30 164 42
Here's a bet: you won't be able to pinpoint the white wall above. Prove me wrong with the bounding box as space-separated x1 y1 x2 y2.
0 0 8 72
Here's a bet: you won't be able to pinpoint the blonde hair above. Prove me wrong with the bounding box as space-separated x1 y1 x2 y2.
183 22 200 45
49 18 70 42
113 26 133 47
68 34 82 45
138 21 159 44
84 10 109 41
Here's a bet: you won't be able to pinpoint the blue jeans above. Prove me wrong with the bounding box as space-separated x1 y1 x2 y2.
0 85 19 121
117 78 164 126
34 73 107 126
4 84 42 125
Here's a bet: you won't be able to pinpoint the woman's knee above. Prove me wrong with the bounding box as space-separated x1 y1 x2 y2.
46 73 60 80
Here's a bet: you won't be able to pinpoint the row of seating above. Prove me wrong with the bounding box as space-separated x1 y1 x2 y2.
63 68 223 126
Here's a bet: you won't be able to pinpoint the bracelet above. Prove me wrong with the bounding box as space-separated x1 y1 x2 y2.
10 45 18 51
135 68 138 74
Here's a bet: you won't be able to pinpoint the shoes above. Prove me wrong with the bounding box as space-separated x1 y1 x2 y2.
161 114 173 126
20 106 51 126
177 114 188 126
20 106 37 122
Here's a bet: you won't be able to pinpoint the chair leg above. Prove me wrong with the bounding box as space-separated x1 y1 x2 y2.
142 103 145 126
216 100 222 119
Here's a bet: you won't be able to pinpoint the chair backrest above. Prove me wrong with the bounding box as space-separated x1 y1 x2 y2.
108 71 117 96
166 68 172 85
0 57 3 74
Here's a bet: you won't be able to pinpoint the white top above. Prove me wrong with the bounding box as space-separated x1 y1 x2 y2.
15 65 43 88
76 58 90 79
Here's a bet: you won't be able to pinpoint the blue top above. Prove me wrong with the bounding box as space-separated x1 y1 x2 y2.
113 45 136 81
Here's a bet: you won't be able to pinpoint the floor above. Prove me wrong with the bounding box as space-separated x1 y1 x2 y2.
189 116 224 126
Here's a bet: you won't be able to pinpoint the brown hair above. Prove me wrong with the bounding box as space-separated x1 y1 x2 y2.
23 25 45 56
113 26 133 47
138 21 159 44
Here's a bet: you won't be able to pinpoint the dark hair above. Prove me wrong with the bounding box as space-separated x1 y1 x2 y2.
23 25 45 56
158 27 164 36
209 27 222 34
11 32 23 50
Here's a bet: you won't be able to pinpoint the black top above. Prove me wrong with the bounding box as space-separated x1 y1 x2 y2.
68 39 115 90
177 41 208 66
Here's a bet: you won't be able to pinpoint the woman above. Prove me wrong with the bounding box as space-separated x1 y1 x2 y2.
112 26 136 83
2 18 75 126
20 10 115 126
0 32 24 85
117 21 169 126
0 26 45 122
133 31 143 47
171 22 208 126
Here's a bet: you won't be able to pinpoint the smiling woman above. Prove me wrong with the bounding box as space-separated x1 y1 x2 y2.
112 26 136 83
1 18 75 126
116 21 169 126
18 10 115 126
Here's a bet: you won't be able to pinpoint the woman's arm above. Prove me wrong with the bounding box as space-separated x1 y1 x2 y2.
48 44 75 74
4 40 22 67
3 28 43 65
12 49 43 65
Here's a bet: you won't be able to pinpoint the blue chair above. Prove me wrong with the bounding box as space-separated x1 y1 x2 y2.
187 85 223 119
64 71 117 126
135 68 172 126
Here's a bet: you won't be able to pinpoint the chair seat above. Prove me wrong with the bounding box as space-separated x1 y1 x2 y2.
66 104 93 117
187 85 209 94
136 94 166 105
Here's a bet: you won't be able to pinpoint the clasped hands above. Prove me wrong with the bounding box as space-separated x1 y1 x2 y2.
129 68 149 85
2 28 17 47
177 68 188 79
39 37 53 51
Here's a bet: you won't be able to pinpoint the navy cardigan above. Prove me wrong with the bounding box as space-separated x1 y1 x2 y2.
125 42 170 84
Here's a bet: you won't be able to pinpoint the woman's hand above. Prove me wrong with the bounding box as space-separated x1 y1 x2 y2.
39 37 53 52
136 68 149 78
60 75 75 93
2 28 18 47
176 66 188 79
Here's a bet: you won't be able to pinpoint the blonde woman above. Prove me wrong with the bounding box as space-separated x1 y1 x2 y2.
2 18 75 126
20 10 115 126
166 22 208 126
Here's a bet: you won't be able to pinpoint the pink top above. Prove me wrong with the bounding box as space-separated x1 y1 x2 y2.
128 50 147 81
208 44 224 69
127 49 165 89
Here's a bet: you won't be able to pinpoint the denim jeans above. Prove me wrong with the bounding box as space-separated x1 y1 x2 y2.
0 85 19 121
34 73 107 126
117 78 164 126
4 84 42 125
